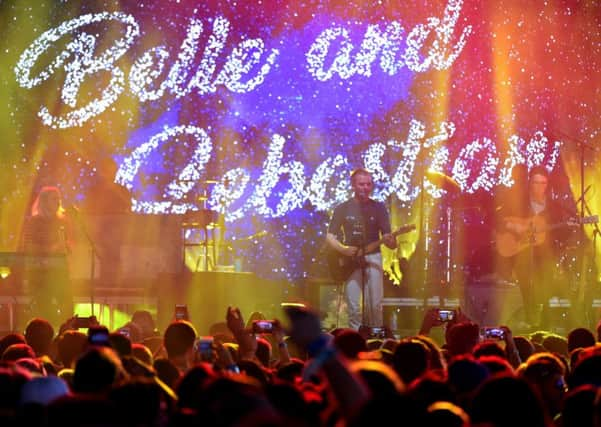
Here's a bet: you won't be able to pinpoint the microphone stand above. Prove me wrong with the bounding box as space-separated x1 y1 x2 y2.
359 202 369 329
70 208 98 317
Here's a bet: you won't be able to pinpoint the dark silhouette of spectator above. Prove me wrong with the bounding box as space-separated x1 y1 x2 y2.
567 327 596 353
108 332 132 357
0 333 26 359
408 373 456 413
351 359 405 397
47 394 118 426
470 375 551 427
56 330 87 369
131 343 153 366
163 320 197 373
175 363 217 410
275 359 305 383
109 378 169 426
519 352 567 419
569 352 601 388
255 336 272 367
349 392 418 427
446 322 481 358
558 384 596 427
2 343 36 362
473 340 507 360
447 355 490 405
424 401 470 427
514 335 536 362
478 355 514 376
393 338 430 385
194 376 281 426
0 366 33 425
414 335 447 372
542 333 569 357
265 382 322 427
333 329 367 359
72 347 127 396
24 317 54 357
238 358 271 387
15 357 46 376
153 357 181 390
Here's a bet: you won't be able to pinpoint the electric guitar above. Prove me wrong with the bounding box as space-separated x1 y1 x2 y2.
495 215 598 257
327 224 416 282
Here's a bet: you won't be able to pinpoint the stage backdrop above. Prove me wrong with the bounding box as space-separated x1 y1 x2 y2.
1 0 600 284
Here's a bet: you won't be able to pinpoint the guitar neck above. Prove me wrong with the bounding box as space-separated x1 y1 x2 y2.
363 225 415 253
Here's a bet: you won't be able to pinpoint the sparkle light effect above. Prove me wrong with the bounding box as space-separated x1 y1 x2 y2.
3 0 600 283
14 12 140 129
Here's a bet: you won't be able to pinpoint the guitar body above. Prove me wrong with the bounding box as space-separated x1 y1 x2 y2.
327 224 416 282
495 214 599 257
327 250 363 282
495 215 548 257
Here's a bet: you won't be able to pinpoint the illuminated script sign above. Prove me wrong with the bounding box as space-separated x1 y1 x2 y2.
14 0 561 221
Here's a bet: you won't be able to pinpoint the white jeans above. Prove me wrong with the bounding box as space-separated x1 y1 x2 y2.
345 252 383 330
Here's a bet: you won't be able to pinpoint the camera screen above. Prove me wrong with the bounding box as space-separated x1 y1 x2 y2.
253 320 274 333
438 309 454 322
175 305 188 320
196 337 214 357
484 328 504 339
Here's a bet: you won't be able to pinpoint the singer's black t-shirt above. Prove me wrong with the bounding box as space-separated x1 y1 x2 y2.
328 198 391 251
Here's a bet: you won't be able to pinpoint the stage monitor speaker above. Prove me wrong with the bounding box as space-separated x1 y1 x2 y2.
464 280 523 327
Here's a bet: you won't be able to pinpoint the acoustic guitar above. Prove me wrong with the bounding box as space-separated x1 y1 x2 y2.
327 224 416 282
495 215 598 258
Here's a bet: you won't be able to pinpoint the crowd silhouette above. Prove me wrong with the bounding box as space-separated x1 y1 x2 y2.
1 303 601 426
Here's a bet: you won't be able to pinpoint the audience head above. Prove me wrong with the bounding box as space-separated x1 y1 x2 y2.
0 333 26 358
73 347 126 395
153 357 181 390
561 384 596 427
393 338 429 385
2 343 36 362
333 329 367 359
108 332 132 357
131 343 153 366
542 333 568 357
446 321 480 357
25 318 55 356
163 320 197 360
473 340 506 360
513 335 536 361
471 375 549 427
567 327 596 353
519 352 566 417
424 401 470 427
351 359 405 397
57 330 87 369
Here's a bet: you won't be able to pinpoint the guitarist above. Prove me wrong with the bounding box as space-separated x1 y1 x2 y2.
495 165 575 327
326 169 397 330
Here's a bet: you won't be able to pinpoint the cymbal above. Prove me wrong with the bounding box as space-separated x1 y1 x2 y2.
425 169 460 193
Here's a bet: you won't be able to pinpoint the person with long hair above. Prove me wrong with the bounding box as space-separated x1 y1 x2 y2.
20 186 73 328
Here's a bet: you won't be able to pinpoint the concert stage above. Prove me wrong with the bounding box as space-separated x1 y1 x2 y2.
1 268 599 336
